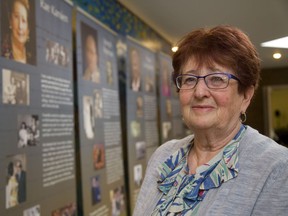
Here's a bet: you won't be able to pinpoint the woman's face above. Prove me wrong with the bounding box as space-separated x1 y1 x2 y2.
179 58 253 132
85 35 98 71
131 49 140 79
10 1 29 45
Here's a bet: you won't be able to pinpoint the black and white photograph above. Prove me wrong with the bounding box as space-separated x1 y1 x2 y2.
133 164 143 187
2 69 29 105
135 141 146 160
23 205 40 216
83 96 95 139
45 39 70 67
17 114 40 148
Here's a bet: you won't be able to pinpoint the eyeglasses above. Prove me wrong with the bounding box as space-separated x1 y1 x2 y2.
175 72 240 90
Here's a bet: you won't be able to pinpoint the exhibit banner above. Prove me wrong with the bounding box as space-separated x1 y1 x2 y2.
125 38 159 211
158 52 187 144
75 8 127 216
0 0 76 215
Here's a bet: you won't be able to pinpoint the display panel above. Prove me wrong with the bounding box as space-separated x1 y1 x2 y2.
0 0 76 215
75 8 127 216
125 38 160 211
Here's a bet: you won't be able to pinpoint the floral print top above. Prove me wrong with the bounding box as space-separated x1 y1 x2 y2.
152 125 246 216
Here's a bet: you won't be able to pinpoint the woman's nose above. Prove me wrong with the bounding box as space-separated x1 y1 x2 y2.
193 78 210 97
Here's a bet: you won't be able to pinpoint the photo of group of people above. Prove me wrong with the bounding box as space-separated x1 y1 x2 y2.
17 114 40 147
2 69 29 105
6 154 26 209
1 0 36 65
81 22 100 83
45 39 70 67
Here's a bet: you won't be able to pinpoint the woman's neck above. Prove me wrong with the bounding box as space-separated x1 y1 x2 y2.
11 38 27 63
188 122 241 174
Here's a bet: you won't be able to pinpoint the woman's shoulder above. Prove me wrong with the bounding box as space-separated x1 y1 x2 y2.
240 126 288 164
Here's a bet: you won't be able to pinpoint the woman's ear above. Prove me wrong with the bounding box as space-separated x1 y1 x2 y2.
242 85 255 111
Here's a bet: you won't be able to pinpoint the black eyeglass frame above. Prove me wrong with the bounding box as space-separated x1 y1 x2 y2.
175 72 241 90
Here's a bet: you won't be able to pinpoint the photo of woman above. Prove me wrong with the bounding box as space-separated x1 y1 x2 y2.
1 0 36 65
81 22 100 83
130 47 141 92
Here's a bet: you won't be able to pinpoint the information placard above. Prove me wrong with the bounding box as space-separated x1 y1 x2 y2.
0 0 76 215
125 38 159 211
75 8 127 216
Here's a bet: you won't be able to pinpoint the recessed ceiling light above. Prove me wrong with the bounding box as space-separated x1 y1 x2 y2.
273 53 282 59
171 46 178 52
261 36 288 49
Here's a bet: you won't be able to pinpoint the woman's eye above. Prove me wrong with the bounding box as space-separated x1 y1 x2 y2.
183 77 196 84
210 76 225 82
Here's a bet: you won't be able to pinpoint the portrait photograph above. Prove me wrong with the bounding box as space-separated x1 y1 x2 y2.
81 22 100 83
1 0 36 65
5 154 27 209
93 144 105 170
136 96 143 118
91 175 101 205
106 60 113 85
129 47 141 92
2 68 30 105
161 61 171 97
17 114 40 148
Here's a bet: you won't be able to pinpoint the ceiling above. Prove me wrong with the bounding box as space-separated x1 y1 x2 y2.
118 0 288 69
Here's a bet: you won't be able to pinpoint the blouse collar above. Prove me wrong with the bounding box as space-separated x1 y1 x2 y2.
156 125 246 211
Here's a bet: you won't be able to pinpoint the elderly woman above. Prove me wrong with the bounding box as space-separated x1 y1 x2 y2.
1 0 33 64
133 25 288 215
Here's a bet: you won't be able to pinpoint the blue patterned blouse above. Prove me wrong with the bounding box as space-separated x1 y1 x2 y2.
152 125 246 216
